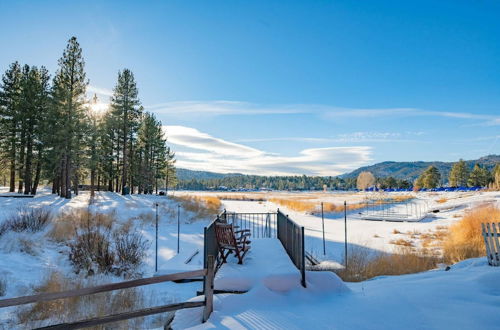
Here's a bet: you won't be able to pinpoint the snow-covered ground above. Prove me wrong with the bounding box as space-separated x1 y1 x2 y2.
174 256 499 330
0 187 499 329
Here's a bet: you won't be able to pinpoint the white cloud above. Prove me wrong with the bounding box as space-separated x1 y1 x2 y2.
146 100 304 117
87 85 113 97
164 125 372 176
144 100 499 125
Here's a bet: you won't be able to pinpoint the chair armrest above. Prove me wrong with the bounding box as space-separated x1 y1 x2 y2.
234 229 250 234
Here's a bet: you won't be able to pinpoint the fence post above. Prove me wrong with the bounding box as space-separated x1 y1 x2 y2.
155 203 159 273
177 204 180 254
301 226 306 288
344 201 347 269
203 255 214 322
321 202 325 255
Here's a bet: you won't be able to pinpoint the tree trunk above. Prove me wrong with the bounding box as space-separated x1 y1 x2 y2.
24 125 33 195
31 157 41 195
65 152 71 199
18 129 26 193
90 167 95 197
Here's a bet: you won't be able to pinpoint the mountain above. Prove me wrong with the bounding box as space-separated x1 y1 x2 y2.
175 168 243 181
340 154 500 182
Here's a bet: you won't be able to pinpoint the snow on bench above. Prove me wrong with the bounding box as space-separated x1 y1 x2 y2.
214 238 301 292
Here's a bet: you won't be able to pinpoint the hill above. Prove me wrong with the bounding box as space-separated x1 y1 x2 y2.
340 154 500 182
176 168 243 181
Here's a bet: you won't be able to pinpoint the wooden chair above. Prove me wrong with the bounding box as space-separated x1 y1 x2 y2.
215 222 251 264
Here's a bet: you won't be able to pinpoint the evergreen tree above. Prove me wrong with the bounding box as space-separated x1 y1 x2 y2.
415 166 441 189
0 62 22 192
110 69 141 195
52 36 88 199
493 164 500 190
467 163 490 187
448 159 469 187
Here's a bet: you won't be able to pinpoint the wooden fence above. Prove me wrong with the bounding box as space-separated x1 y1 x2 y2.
0 256 215 329
482 223 500 266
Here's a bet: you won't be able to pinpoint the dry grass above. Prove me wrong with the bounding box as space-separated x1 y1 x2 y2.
389 238 414 247
16 271 153 329
392 229 402 234
436 197 448 204
336 246 440 282
269 198 368 214
390 195 414 203
49 210 115 242
0 208 51 236
171 195 222 220
215 194 267 201
443 205 500 263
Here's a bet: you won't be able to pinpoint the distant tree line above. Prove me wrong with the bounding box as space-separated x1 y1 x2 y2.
0 37 176 198
177 175 358 191
413 160 499 189
176 159 500 191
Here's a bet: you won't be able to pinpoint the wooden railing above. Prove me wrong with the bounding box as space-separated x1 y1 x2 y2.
482 223 500 266
0 256 215 329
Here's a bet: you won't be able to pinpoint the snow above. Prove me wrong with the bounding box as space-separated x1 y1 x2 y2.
214 239 301 292
1 188 499 329
174 257 500 330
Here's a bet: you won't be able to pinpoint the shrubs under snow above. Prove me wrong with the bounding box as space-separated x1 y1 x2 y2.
0 208 51 236
66 210 149 277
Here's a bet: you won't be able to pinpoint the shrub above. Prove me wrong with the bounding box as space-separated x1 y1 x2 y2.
389 238 414 247
49 209 115 242
335 245 439 282
114 231 149 276
67 211 149 277
0 208 51 236
69 229 115 275
16 271 150 329
443 205 500 263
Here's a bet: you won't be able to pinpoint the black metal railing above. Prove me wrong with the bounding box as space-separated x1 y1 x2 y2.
204 210 306 287
223 211 277 238
277 210 306 287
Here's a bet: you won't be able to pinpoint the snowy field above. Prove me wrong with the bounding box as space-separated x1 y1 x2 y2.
0 187 499 329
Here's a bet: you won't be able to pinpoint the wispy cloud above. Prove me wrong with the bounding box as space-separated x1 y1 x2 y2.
146 101 304 117
236 131 428 144
87 85 113 97
147 100 500 125
164 125 373 176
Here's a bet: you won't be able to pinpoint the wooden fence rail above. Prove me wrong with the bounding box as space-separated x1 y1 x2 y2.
0 256 215 329
482 223 500 266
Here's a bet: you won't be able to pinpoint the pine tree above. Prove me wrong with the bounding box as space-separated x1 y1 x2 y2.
493 164 500 190
110 69 141 195
164 146 176 193
0 62 22 192
415 166 441 189
448 159 469 187
52 36 88 199
467 163 490 187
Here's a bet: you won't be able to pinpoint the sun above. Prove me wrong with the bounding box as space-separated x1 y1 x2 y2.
88 101 109 114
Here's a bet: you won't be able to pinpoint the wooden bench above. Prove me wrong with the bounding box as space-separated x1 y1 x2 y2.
215 222 251 264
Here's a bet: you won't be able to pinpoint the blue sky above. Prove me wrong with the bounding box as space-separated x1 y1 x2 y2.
0 0 499 175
